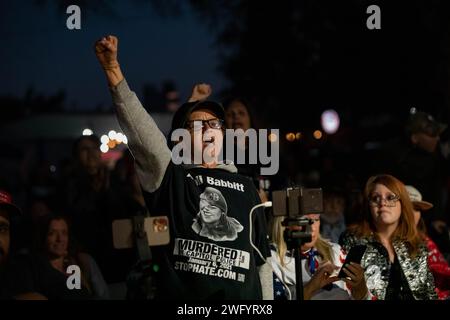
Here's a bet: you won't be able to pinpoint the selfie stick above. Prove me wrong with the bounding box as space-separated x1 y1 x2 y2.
126 215 156 300
283 218 313 301
294 245 304 301
132 215 152 261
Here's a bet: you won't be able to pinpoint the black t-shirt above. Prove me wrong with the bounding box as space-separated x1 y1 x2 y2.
143 163 270 300
385 255 414 300
4 253 91 300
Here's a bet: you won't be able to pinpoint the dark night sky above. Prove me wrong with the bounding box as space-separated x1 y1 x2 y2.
0 1 226 111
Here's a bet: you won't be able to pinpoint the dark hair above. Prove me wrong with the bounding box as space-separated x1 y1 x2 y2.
34 214 92 292
223 96 256 129
34 214 78 256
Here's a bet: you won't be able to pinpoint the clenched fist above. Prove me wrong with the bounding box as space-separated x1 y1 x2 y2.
94 35 119 70
188 83 212 102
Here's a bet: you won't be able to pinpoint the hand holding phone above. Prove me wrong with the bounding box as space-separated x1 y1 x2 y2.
338 245 366 279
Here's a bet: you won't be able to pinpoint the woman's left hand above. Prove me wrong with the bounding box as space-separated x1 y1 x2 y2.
341 262 369 300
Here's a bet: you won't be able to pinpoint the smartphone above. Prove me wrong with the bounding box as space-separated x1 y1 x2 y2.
337 245 367 278
112 216 170 249
272 187 323 217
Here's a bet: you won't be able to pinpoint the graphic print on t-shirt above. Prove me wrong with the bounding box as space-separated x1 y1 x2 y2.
174 238 250 283
191 186 244 241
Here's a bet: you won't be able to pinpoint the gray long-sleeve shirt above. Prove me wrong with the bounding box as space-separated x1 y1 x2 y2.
110 79 172 193
109 78 273 299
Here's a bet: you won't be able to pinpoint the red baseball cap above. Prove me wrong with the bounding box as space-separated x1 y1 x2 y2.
0 190 22 217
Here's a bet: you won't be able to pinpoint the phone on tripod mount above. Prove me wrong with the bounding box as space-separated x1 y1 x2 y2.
112 216 170 249
272 187 323 218
270 187 323 300
112 215 170 300
271 187 323 246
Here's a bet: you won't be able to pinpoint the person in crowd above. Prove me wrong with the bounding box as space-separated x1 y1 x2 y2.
113 149 147 212
377 111 449 255
94 35 272 300
188 83 272 203
405 185 450 300
340 174 437 300
33 215 109 299
58 134 131 283
0 189 21 299
0 190 58 300
224 97 268 187
269 214 370 300
320 188 347 243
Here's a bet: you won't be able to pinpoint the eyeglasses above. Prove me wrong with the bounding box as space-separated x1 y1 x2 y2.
186 119 224 131
368 194 400 207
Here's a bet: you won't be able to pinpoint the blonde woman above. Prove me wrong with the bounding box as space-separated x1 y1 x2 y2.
269 214 370 300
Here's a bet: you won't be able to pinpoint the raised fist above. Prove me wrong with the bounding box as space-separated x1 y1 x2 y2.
94 35 119 70
188 83 212 102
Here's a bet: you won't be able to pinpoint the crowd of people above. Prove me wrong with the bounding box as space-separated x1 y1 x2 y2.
0 34 449 300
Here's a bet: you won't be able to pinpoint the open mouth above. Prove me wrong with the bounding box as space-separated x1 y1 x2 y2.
203 136 215 145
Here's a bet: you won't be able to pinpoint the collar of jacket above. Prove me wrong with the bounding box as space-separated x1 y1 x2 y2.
183 162 238 173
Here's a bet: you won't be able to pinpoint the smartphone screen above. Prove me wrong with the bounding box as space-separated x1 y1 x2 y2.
337 245 367 278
